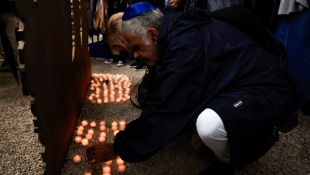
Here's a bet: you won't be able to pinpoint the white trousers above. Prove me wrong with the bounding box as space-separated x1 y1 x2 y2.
196 108 230 163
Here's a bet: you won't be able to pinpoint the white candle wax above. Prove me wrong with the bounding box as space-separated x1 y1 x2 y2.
90 86 95 91
90 93 95 97
118 165 126 173
105 160 112 165
73 155 81 164
100 121 105 126
88 96 93 101
76 129 83 136
100 125 106 131
99 136 106 143
81 120 88 126
104 99 109 103
88 129 94 135
102 165 111 173
90 121 96 128
86 134 92 140
81 138 89 146
111 121 117 127
95 94 100 98
116 157 124 166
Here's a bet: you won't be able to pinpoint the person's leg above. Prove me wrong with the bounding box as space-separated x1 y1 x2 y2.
1 13 19 61
196 108 234 175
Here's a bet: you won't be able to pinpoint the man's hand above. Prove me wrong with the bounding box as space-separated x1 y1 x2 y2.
86 144 118 166
169 0 183 8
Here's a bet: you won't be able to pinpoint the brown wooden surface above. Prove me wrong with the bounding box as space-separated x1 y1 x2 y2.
15 0 91 174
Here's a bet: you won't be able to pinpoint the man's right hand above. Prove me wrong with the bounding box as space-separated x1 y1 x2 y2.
86 144 118 166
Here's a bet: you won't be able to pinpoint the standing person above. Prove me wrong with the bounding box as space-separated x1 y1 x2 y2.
105 12 129 67
86 2 305 174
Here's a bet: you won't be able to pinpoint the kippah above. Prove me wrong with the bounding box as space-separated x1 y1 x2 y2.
122 2 155 20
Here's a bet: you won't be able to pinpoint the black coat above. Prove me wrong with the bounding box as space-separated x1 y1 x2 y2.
113 8 305 171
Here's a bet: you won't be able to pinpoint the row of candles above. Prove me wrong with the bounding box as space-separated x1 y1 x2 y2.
73 120 127 174
88 73 132 104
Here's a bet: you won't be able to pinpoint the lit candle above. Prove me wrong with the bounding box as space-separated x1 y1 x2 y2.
90 93 95 97
75 136 82 143
81 120 88 126
102 165 111 173
88 129 94 135
100 125 106 131
114 130 119 136
84 171 92 175
104 99 109 103
73 155 81 164
100 132 106 137
111 126 117 131
118 165 126 173
90 86 95 90
88 96 93 101
86 134 92 140
105 160 112 165
116 157 124 166
112 121 117 127
122 98 127 102
97 98 102 104
99 136 106 143
76 129 83 136
102 173 110 175
90 121 96 128
81 138 89 146
100 121 105 126
116 98 121 103
119 120 126 126
91 80 94 83
95 94 100 98
77 125 84 131
119 125 125 131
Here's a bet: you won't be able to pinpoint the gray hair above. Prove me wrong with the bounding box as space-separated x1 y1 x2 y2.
121 8 164 40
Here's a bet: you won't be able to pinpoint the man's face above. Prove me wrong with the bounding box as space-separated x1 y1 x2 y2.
124 29 158 67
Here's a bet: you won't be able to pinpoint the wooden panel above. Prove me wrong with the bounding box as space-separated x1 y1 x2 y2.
15 0 91 174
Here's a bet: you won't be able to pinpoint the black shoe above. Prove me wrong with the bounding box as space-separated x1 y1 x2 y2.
129 60 141 68
200 159 234 175
134 61 147 71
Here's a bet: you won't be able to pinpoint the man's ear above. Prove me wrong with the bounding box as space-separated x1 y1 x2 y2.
147 28 159 45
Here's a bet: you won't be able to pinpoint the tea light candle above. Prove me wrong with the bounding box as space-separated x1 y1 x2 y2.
95 94 100 98
86 134 92 140
116 98 121 103
91 80 94 83
112 121 117 127
100 132 106 137
102 173 110 175
100 121 106 126
100 125 106 131
99 136 106 143
90 93 95 97
73 155 81 164
114 130 119 136
90 121 96 128
81 138 89 146
76 129 83 136
105 160 112 165
104 99 109 103
90 86 94 90
76 125 84 131
84 171 92 175
102 165 111 173
116 157 124 165
97 98 102 104
88 96 93 101
111 126 117 131
119 125 125 131
82 120 88 126
119 120 126 126
88 129 94 135
118 165 126 173
75 136 82 143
